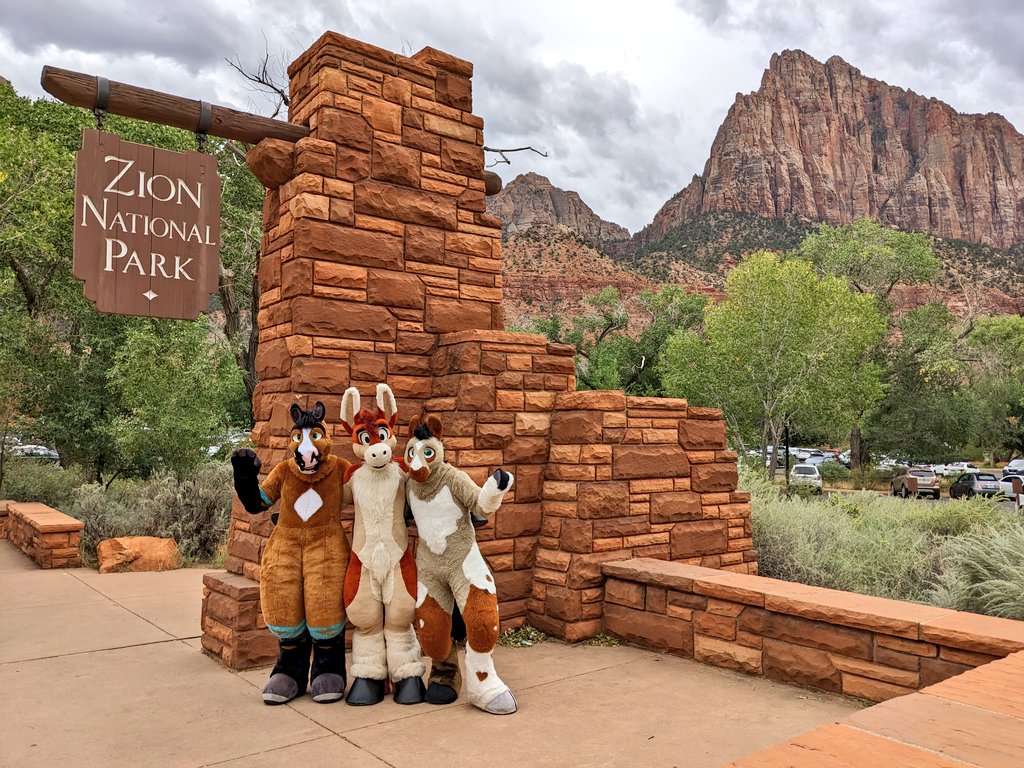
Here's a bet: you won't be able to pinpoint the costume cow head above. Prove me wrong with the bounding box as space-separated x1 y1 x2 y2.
404 414 445 483
290 401 331 474
340 383 398 469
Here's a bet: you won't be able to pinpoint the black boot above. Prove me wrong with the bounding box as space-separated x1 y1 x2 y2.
310 635 347 704
346 677 386 706
393 675 427 704
425 646 462 705
262 633 311 705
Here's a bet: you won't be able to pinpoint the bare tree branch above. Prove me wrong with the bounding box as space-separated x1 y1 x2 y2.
225 35 290 119
483 145 548 167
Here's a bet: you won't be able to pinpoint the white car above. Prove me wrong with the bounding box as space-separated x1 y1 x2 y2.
940 461 978 477
999 473 1024 503
790 464 823 493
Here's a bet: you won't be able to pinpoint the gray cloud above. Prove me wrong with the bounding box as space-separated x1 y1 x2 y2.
1 0 1021 232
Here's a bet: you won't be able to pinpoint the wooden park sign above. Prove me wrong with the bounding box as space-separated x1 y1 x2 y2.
74 130 220 319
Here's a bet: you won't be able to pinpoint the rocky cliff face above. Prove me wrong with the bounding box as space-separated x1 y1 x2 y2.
487 172 632 251
637 50 1024 250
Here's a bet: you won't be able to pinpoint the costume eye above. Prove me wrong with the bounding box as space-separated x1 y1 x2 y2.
424 447 435 460
377 427 390 441
291 433 302 443
311 431 323 441
407 446 414 458
358 431 371 446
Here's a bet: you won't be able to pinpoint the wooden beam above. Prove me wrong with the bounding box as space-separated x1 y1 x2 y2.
40 66 309 145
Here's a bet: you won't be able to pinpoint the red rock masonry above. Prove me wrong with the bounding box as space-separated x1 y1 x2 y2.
602 558 1024 704
5 501 83 569
200 32 755 668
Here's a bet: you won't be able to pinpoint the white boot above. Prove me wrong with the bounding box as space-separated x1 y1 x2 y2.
349 628 387 680
384 626 427 681
464 647 517 715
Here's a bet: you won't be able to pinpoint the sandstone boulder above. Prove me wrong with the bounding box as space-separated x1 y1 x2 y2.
97 536 181 574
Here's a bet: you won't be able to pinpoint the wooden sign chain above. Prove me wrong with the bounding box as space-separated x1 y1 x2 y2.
195 100 212 153
93 76 110 130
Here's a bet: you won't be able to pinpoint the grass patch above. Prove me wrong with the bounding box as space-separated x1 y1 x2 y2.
744 465 1019 613
577 632 622 647
498 624 549 647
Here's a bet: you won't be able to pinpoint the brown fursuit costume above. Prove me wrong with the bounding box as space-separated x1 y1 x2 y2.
231 402 350 705
404 414 517 714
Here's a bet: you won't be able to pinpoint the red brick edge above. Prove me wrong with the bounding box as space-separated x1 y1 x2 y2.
6 501 83 569
601 558 1024 703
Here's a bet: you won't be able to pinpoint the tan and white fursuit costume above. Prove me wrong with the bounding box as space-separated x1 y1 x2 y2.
404 414 517 715
340 384 426 706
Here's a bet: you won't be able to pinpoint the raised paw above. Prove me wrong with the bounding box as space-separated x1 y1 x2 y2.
231 447 261 476
492 468 513 492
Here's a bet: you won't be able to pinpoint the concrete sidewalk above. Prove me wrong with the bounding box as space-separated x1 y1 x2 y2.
0 540 860 767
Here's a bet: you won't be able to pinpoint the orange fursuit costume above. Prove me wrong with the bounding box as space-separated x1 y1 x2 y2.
231 402 350 705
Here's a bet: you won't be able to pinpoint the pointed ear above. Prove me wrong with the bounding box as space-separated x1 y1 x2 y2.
340 388 360 434
407 415 420 436
376 383 398 427
289 403 303 424
311 401 326 423
426 414 444 440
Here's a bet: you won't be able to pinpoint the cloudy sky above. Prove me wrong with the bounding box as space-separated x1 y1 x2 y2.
1 0 1021 232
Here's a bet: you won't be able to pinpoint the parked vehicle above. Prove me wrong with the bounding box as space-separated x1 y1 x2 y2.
939 462 978 478
805 454 832 466
998 473 1024 500
890 468 941 499
10 444 60 462
949 471 1001 499
1004 459 1024 474
790 463 823 493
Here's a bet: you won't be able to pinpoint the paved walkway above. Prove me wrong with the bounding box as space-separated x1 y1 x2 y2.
0 541 860 767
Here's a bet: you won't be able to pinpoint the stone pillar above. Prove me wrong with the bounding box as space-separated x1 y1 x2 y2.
200 31 756 668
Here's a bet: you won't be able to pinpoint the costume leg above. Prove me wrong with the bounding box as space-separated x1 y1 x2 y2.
344 552 387 705
259 531 310 704
304 528 348 703
455 546 517 715
385 549 426 703
415 566 460 705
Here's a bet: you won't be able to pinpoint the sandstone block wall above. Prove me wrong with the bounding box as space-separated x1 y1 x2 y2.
200 32 754 668
6 502 83 569
602 559 1024 703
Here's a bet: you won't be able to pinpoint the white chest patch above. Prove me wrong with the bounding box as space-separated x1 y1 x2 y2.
294 488 323 522
409 486 462 555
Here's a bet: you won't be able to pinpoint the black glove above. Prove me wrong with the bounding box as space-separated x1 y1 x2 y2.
231 448 266 514
492 468 511 492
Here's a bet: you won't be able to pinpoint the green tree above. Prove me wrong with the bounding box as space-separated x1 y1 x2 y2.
0 84 258 482
864 304 973 463
533 285 706 394
797 218 941 302
660 251 886 476
797 217 942 466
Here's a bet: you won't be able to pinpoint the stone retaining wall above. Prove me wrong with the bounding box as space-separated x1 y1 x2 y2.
200 32 754 668
602 558 1024 703
6 501 83 569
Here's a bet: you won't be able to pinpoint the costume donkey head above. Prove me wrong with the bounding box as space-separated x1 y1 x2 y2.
340 383 399 469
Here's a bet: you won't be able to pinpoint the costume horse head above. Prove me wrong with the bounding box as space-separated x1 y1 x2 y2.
290 401 331 474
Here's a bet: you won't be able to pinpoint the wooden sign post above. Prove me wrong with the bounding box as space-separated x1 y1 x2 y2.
73 130 221 319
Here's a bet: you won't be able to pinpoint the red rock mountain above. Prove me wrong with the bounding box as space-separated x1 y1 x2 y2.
637 49 1024 251
488 172 631 250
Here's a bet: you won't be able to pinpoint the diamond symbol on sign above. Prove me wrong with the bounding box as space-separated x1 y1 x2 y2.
143 290 158 301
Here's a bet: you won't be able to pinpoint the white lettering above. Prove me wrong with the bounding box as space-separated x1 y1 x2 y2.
104 238 128 271
103 156 136 197
110 211 127 232
178 180 202 208
150 217 168 238
80 195 108 228
168 220 186 241
187 224 203 243
173 256 194 281
146 174 176 202
123 251 145 275
150 253 171 279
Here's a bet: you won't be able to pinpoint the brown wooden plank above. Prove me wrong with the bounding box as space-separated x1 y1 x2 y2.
41 66 309 145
